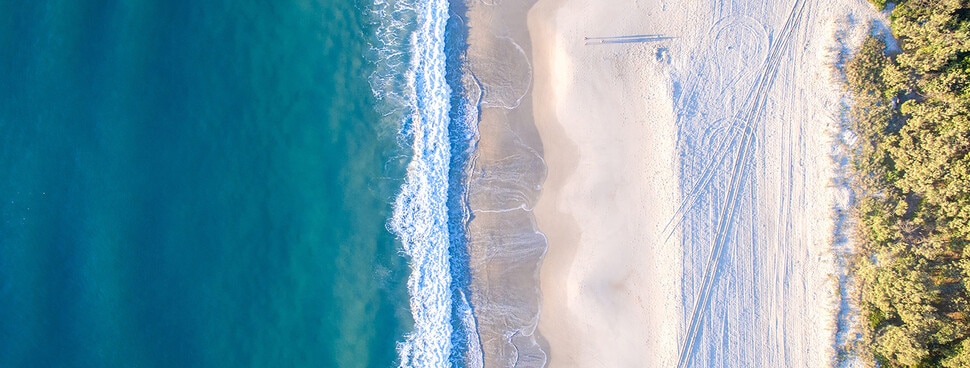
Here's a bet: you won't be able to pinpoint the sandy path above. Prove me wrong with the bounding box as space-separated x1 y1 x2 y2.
529 0 878 366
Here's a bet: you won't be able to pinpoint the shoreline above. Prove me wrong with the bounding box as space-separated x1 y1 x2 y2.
462 0 548 366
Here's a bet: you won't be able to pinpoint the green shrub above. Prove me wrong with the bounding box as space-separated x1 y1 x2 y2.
847 0 970 365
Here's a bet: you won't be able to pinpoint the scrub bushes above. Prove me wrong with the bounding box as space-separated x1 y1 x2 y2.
847 0 970 366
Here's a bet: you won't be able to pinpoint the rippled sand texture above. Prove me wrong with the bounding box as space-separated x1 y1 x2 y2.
529 0 880 366
462 0 548 367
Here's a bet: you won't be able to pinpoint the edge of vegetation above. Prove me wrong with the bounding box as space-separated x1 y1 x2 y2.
847 0 970 366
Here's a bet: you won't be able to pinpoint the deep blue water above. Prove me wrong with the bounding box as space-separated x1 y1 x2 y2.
0 1 412 366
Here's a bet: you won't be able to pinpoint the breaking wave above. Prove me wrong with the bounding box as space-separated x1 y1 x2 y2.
368 0 481 366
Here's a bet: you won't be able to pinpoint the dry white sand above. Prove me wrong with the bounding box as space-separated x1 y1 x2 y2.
528 0 880 366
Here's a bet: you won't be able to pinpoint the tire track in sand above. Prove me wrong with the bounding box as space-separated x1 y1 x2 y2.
661 119 746 243
661 15 770 243
675 0 808 366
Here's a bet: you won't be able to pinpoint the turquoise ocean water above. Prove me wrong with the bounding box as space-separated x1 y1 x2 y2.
0 1 421 366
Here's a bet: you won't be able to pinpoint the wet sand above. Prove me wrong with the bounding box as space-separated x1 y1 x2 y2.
463 0 547 366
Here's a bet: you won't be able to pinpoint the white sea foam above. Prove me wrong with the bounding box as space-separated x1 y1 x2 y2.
371 0 456 366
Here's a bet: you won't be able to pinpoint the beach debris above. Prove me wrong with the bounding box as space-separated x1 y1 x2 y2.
655 46 671 63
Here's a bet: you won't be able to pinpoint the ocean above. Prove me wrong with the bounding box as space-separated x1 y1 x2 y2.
0 0 436 366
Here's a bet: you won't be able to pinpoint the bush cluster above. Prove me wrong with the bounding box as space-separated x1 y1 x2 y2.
849 0 970 366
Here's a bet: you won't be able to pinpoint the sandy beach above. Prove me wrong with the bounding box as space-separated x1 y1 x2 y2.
529 0 682 365
528 0 881 366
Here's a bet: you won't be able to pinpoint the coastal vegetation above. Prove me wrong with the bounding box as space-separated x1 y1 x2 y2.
847 0 970 366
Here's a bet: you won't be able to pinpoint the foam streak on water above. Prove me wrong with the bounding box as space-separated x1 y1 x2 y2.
375 0 456 366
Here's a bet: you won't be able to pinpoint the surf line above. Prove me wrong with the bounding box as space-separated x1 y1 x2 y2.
387 0 470 366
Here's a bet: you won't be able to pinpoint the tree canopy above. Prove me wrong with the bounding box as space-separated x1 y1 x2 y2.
850 0 970 366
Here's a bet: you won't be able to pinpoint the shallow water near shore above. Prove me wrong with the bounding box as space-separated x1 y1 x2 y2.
0 1 410 366
0 0 551 366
